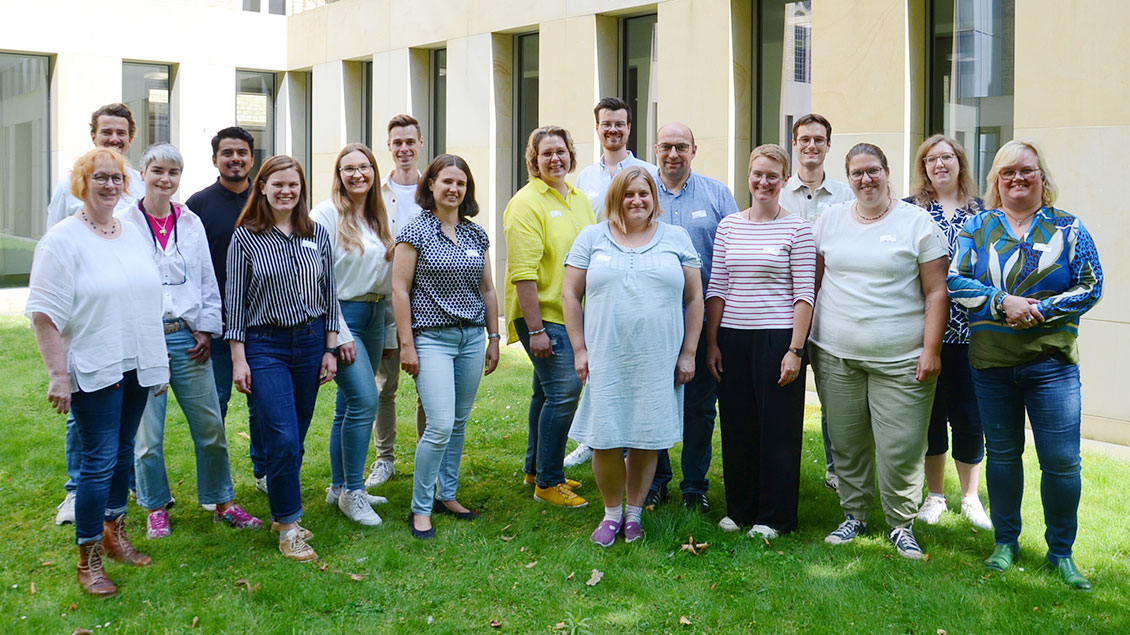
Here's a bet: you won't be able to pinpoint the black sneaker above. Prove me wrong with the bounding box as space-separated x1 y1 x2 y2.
824 514 867 544
643 488 667 511
683 492 710 513
888 525 924 560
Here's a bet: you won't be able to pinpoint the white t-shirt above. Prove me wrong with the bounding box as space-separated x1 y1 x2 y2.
26 217 169 392
386 178 422 235
45 167 145 230
811 200 948 362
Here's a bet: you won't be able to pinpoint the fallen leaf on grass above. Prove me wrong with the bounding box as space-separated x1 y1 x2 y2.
525 561 538 569
566 571 575 580
71 629 92 635
585 569 603 586
1033 607 1039 612
502 434 511 439
29 582 36 594
501 524 512 532
40 561 54 567
679 616 692 625
237 432 251 440
490 619 502 628
349 573 366 581
500 535 514 542
234 579 254 593
923 553 930 562
709 583 717 590
192 616 200 628
679 534 711 556
555 622 567 630
319 563 329 572
762 537 770 546
68 603 78 611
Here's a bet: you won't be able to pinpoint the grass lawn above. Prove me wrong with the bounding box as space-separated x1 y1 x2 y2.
0 315 1127 633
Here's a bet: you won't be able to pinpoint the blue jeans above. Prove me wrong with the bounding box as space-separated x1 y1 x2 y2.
244 319 325 524
652 344 717 495
515 319 582 488
134 325 235 509
330 300 386 490
411 327 485 515
71 370 149 544
971 356 1081 559
212 334 266 478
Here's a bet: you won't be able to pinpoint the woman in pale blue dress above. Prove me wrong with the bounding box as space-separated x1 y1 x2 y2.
562 166 703 547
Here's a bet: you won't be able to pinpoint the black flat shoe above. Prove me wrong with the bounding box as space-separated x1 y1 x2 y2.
433 499 481 520
407 511 435 539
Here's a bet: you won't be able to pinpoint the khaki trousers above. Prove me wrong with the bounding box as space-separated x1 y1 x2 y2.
374 346 427 461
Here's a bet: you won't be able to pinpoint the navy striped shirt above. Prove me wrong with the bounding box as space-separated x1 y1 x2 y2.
224 222 339 341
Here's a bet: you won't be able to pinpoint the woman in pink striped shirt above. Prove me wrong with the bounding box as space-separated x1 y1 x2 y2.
704 144 816 540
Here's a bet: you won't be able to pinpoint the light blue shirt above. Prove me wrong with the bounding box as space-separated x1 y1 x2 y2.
656 172 739 291
575 151 659 217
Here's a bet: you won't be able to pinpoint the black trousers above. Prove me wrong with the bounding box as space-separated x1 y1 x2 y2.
717 327 805 531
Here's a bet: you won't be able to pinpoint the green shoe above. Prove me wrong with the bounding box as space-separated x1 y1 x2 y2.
984 544 1018 571
1050 556 1092 591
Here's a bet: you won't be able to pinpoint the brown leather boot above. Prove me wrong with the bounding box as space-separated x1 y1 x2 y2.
102 515 152 567
77 541 117 597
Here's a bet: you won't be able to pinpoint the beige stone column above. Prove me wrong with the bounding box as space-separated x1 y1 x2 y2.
310 61 347 202
172 63 238 197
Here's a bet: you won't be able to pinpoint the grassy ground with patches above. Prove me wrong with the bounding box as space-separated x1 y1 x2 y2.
0 315 1127 633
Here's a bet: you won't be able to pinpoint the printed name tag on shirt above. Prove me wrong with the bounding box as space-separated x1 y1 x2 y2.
1032 243 1052 252
879 235 897 243
550 210 563 217
692 210 707 219
594 254 612 263
762 246 780 256
465 249 479 258
301 239 318 250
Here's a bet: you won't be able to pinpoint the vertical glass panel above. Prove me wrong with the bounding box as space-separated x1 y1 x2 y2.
514 33 539 191
0 53 49 286
432 49 446 157
756 1 812 161
122 62 171 168
268 0 285 15
930 0 1014 187
236 70 276 181
286 70 312 182
361 61 373 149
622 14 658 162
243 0 260 12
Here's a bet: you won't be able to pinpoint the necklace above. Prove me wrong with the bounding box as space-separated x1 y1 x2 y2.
152 212 174 235
853 199 893 223
745 205 782 223
81 211 117 236
1003 209 1037 227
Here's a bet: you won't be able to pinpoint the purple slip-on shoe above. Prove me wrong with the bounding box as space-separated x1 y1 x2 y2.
622 521 644 543
590 519 623 547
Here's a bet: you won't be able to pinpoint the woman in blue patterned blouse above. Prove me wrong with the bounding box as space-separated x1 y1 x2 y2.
391 155 500 539
948 140 1103 590
905 135 991 531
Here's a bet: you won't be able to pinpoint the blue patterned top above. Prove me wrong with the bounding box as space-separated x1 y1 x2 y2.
904 197 983 344
946 206 1103 368
396 212 490 332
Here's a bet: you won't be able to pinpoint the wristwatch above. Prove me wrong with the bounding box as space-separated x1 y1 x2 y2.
788 346 805 358
324 346 339 355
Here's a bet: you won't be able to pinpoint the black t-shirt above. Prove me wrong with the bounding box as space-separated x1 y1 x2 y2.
186 178 251 310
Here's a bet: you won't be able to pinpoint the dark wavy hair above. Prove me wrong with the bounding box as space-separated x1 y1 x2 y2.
416 154 479 220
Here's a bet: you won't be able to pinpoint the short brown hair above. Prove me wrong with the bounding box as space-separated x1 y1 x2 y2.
69 147 130 200
89 103 136 139
604 166 662 233
593 97 632 125
909 134 978 208
791 113 831 142
236 155 314 237
387 114 422 137
416 154 479 220
749 144 790 177
525 126 577 180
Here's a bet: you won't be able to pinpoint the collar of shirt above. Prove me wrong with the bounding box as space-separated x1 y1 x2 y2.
382 170 423 190
657 173 695 196
599 151 639 173
212 177 251 201
785 173 832 195
530 176 578 201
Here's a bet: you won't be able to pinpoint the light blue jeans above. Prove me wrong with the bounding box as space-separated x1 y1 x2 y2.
330 299 386 491
411 326 486 516
134 325 235 510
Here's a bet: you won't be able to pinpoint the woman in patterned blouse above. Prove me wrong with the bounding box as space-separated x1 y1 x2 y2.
948 140 1103 590
392 155 500 539
904 135 991 531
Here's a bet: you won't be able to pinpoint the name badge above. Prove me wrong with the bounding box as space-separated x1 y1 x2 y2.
762 246 780 256
879 235 896 243
594 254 612 263
550 210 563 218
465 249 479 258
587 191 599 199
301 239 318 250
692 210 707 219
1032 243 1052 252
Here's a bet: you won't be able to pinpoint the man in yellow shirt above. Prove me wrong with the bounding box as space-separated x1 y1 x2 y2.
504 125 596 508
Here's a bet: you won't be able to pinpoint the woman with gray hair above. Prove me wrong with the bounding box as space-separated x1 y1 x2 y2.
123 143 262 541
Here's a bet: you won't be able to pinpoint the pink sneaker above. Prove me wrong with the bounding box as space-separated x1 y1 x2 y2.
146 509 171 539
214 504 263 530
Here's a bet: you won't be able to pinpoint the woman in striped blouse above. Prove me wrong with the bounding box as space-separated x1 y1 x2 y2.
225 155 339 562
704 144 815 540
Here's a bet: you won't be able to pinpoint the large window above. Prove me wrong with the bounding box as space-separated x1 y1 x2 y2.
929 0 1014 187
514 33 539 191
431 49 447 158
122 62 171 167
621 14 657 162
0 53 49 286
755 1 813 158
236 70 276 181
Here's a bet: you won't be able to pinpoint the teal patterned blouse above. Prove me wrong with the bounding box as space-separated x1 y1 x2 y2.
946 206 1102 369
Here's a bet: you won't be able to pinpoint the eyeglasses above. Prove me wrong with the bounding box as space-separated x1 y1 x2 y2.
339 164 374 176
656 143 691 154
924 153 956 165
998 167 1041 180
749 172 782 184
849 167 885 181
92 173 124 185
599 121 628 131
795 136 828 148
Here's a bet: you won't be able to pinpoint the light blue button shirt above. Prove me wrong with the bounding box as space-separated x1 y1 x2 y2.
575 151 659 217
656 172 739 291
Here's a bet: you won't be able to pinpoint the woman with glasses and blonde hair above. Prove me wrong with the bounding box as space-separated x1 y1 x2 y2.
562 166 702 546
948 140 1102 590
704 144 815 540
810 143 949 560
312 143 395 527
904 134 992 530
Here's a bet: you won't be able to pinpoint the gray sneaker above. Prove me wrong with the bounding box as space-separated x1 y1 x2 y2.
365 460 395 489
825 515 867 544
55 491 76 525
337 488 382 526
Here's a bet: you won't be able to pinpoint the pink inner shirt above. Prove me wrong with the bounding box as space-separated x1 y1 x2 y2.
142 202 182 250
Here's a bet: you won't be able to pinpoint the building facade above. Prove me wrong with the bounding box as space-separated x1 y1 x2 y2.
2 0 1127 445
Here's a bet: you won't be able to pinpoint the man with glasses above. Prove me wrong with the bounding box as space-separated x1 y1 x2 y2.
647 122 739 513
575 97 659 217
778 113 854 493
48 103 147 525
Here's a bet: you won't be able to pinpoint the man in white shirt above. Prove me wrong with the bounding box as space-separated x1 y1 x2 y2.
365 114 426 489
776 113 854 492
574 97 659 218
51 103 146 526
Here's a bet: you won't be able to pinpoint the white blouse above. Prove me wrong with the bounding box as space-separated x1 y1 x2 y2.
311 199 394 299
26 217 169 392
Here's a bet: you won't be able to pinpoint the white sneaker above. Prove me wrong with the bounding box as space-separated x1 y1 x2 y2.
747 524 779 540
337 488 383 526
563 444 594 468
718 516 740 533
326 485 387 506
255 476 268 494
916 494 948 525
365 460 395 489
824 470 839 492
55 491 76 525
961 496 993 530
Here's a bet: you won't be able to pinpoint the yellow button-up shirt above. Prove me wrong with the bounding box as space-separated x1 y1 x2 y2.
503 177 596 343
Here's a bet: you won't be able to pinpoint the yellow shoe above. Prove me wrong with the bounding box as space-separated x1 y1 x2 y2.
534 483 589 508
524 473 581 489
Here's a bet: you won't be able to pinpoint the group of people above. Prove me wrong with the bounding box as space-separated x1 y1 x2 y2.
28 99 1102 598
